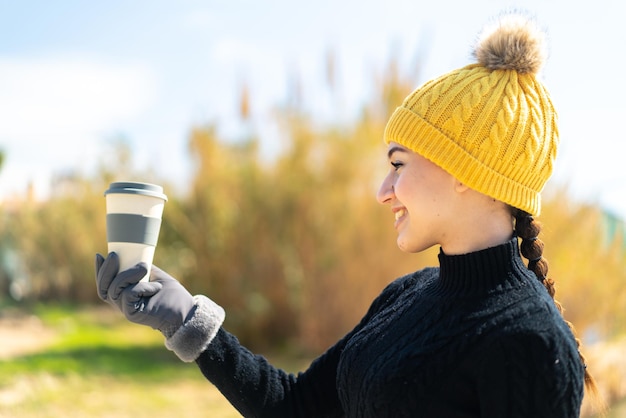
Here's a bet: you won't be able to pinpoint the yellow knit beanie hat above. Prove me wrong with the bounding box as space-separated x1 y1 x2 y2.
384 14 557 216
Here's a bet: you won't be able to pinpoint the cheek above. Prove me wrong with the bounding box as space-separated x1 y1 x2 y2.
396 174 447 219
394 173 415 199
395 172 424 208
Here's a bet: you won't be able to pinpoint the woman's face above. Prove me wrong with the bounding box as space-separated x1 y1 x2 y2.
377 142 460 253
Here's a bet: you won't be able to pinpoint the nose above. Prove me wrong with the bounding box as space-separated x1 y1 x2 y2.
376 173 395 204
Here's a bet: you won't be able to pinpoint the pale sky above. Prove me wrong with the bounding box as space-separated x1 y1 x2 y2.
1 0 625 219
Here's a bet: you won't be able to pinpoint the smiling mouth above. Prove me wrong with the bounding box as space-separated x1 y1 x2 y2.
395 209 407 221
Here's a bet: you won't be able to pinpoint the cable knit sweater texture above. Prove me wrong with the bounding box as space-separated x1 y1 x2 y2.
193 238 584 417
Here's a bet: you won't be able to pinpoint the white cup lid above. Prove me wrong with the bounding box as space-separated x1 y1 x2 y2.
104 181 168 201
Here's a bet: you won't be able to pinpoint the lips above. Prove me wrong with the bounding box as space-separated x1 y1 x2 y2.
394 208 407 221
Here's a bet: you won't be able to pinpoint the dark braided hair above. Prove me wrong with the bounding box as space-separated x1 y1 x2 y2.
513 208 603 409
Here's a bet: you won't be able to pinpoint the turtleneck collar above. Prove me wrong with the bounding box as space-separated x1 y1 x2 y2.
435 237 531 296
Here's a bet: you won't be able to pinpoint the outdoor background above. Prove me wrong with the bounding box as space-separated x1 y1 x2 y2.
1 1 625 417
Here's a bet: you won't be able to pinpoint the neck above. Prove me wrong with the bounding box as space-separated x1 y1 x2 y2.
436 237 528 295
440 227 514 255
440 194 514 255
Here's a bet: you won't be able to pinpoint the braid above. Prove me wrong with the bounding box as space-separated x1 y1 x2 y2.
513 209 602 409
515 213 552 294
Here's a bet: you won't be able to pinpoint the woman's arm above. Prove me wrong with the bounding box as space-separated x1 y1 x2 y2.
197 327 347 418
194 274 413 418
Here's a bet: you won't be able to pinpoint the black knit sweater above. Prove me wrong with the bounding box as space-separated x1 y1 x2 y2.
196 238 584 417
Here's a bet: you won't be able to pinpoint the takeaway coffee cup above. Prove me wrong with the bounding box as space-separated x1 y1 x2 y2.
104 181 168 282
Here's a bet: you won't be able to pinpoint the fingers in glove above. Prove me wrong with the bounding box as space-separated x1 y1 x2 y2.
130 281 163 298
120 287 149 318
107 263 148 302
95 252 120 301
120 286 157 327
95 253 105 275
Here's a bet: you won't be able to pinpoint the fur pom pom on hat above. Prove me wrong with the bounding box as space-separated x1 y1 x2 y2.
384 13 557 216
473 14 547 74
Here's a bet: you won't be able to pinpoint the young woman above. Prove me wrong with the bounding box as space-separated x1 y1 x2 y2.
96 14 598 417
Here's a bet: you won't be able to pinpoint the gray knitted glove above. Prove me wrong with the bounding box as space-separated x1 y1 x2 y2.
95 253 225 361
95 252 147 311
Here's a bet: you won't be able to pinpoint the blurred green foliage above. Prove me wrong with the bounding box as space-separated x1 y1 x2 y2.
0 305 190 386
0 304 242 418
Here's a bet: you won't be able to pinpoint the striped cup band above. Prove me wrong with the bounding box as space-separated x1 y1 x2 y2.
106 213 162 246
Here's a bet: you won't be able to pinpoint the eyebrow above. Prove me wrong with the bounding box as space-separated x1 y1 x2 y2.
387 146 408 160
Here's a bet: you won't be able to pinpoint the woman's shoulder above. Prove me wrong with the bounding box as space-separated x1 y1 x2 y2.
368 267 439 313
385 267 439 295
475 285 582 366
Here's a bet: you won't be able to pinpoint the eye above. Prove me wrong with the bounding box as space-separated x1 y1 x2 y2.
390 161 403 171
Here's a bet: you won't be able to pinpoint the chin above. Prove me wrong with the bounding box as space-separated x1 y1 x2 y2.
396 237 431 254
396 238 421 253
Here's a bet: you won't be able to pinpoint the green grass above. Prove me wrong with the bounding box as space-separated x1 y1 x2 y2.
1 305 197 380
0 304 242 417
